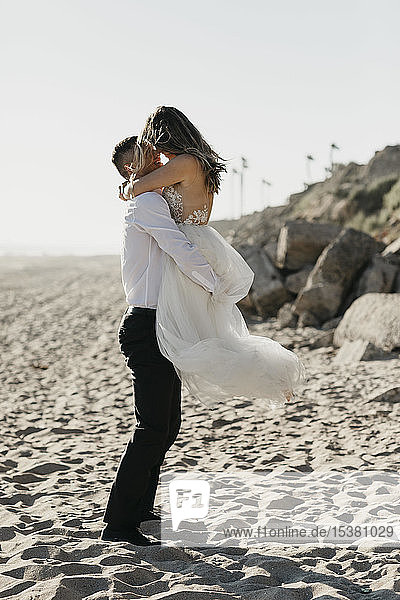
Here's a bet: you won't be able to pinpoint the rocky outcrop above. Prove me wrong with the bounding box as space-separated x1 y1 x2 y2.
211 145 400 248
333 293 400 352
220 146 400 323
235 219 400 325
283 145 400 242
364 145 400 182
355 254 399 295
293 228 382 323
276 221 342 270
239 246 290 317
277 302 298 328
284 265 314 295
333 339 398 364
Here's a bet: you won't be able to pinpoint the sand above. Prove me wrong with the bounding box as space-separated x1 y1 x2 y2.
1 255 400 599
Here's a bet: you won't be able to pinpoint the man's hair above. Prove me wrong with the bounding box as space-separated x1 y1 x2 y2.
112 135 138 179
138 106 227 194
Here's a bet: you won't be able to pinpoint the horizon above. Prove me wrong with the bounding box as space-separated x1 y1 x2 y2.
1 143 395 257
1 0 400 255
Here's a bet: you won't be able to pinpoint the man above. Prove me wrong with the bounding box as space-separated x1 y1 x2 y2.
100 136 218 545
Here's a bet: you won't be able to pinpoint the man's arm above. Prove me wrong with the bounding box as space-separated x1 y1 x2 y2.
127 191 217 293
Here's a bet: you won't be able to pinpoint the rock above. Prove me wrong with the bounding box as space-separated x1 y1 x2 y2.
333 292 400 351
277 303 298 328
330 197 355 222
340 253 400 313
263 241 278 266
297 310 320 328
213 147 400 275
238 292 256 313
333 339 398 364
368 387 400 403
364 145 400 182
321 316 342 330
357 254 400 293
309 330 334 349
293 228 380 323
243 247 290 317
284 264 314 295
276 220 342 270
230 205 289 250
394 271 400 293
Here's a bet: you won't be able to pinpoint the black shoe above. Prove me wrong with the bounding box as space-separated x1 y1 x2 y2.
140 507 162 522
100 525 160 546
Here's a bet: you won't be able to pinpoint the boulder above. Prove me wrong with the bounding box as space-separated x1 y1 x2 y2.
276 220 342 270
321 316 342 330
293 228 380 323
333 292 400 352
340 252 400 313
333 339 398 364
394 271 400 293
364 145 400 182
381 237 400 293
277 302 298 328
297 310 320 328
243 247 291 318
238 292 256 314
309 330 334 349
263 240 278 266
355 254 399 295
285 264 314 294
330 197 356 222
368 387 400 403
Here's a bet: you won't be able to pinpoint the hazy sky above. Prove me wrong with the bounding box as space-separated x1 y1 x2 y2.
1 0 399 254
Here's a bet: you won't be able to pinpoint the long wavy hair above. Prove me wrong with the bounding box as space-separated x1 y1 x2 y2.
138 106 227 195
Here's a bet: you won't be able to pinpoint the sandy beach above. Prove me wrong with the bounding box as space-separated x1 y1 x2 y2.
1 255 400 599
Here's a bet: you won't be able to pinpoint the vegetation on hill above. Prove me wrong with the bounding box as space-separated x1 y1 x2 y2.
211 145 400 247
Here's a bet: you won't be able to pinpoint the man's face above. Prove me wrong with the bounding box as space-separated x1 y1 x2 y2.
123 148 162 179
149 150 162 170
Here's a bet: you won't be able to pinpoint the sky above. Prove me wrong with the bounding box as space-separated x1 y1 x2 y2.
1 0 399 255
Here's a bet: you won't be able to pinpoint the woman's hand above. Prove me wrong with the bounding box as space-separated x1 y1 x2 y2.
119 173 140 200
118 178 163 202
126 174 140 199
118 180 131 201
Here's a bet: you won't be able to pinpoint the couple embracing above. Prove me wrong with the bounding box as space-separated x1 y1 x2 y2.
101 106 307 545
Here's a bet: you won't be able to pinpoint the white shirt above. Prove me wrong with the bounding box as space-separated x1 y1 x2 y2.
121 191 218 308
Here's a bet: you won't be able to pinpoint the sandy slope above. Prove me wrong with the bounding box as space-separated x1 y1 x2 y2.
1 256 399 599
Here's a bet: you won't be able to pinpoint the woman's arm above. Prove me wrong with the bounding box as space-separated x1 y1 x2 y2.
123 154 198 199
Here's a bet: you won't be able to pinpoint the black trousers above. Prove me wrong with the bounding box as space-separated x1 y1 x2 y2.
103 306 182 530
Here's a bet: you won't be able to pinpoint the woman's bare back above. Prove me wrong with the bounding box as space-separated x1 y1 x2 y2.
162 159 214 225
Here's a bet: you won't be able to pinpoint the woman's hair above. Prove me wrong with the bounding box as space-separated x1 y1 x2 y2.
138 106 227 195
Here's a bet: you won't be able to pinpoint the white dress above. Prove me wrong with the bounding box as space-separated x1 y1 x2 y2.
155 185 307 410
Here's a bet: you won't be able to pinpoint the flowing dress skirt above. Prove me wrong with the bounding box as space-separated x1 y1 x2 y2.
155 223 307 409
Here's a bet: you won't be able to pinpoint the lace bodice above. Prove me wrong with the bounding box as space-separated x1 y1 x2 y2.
162 185 210 225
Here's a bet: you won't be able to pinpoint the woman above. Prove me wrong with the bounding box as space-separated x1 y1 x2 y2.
121 106 307 409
